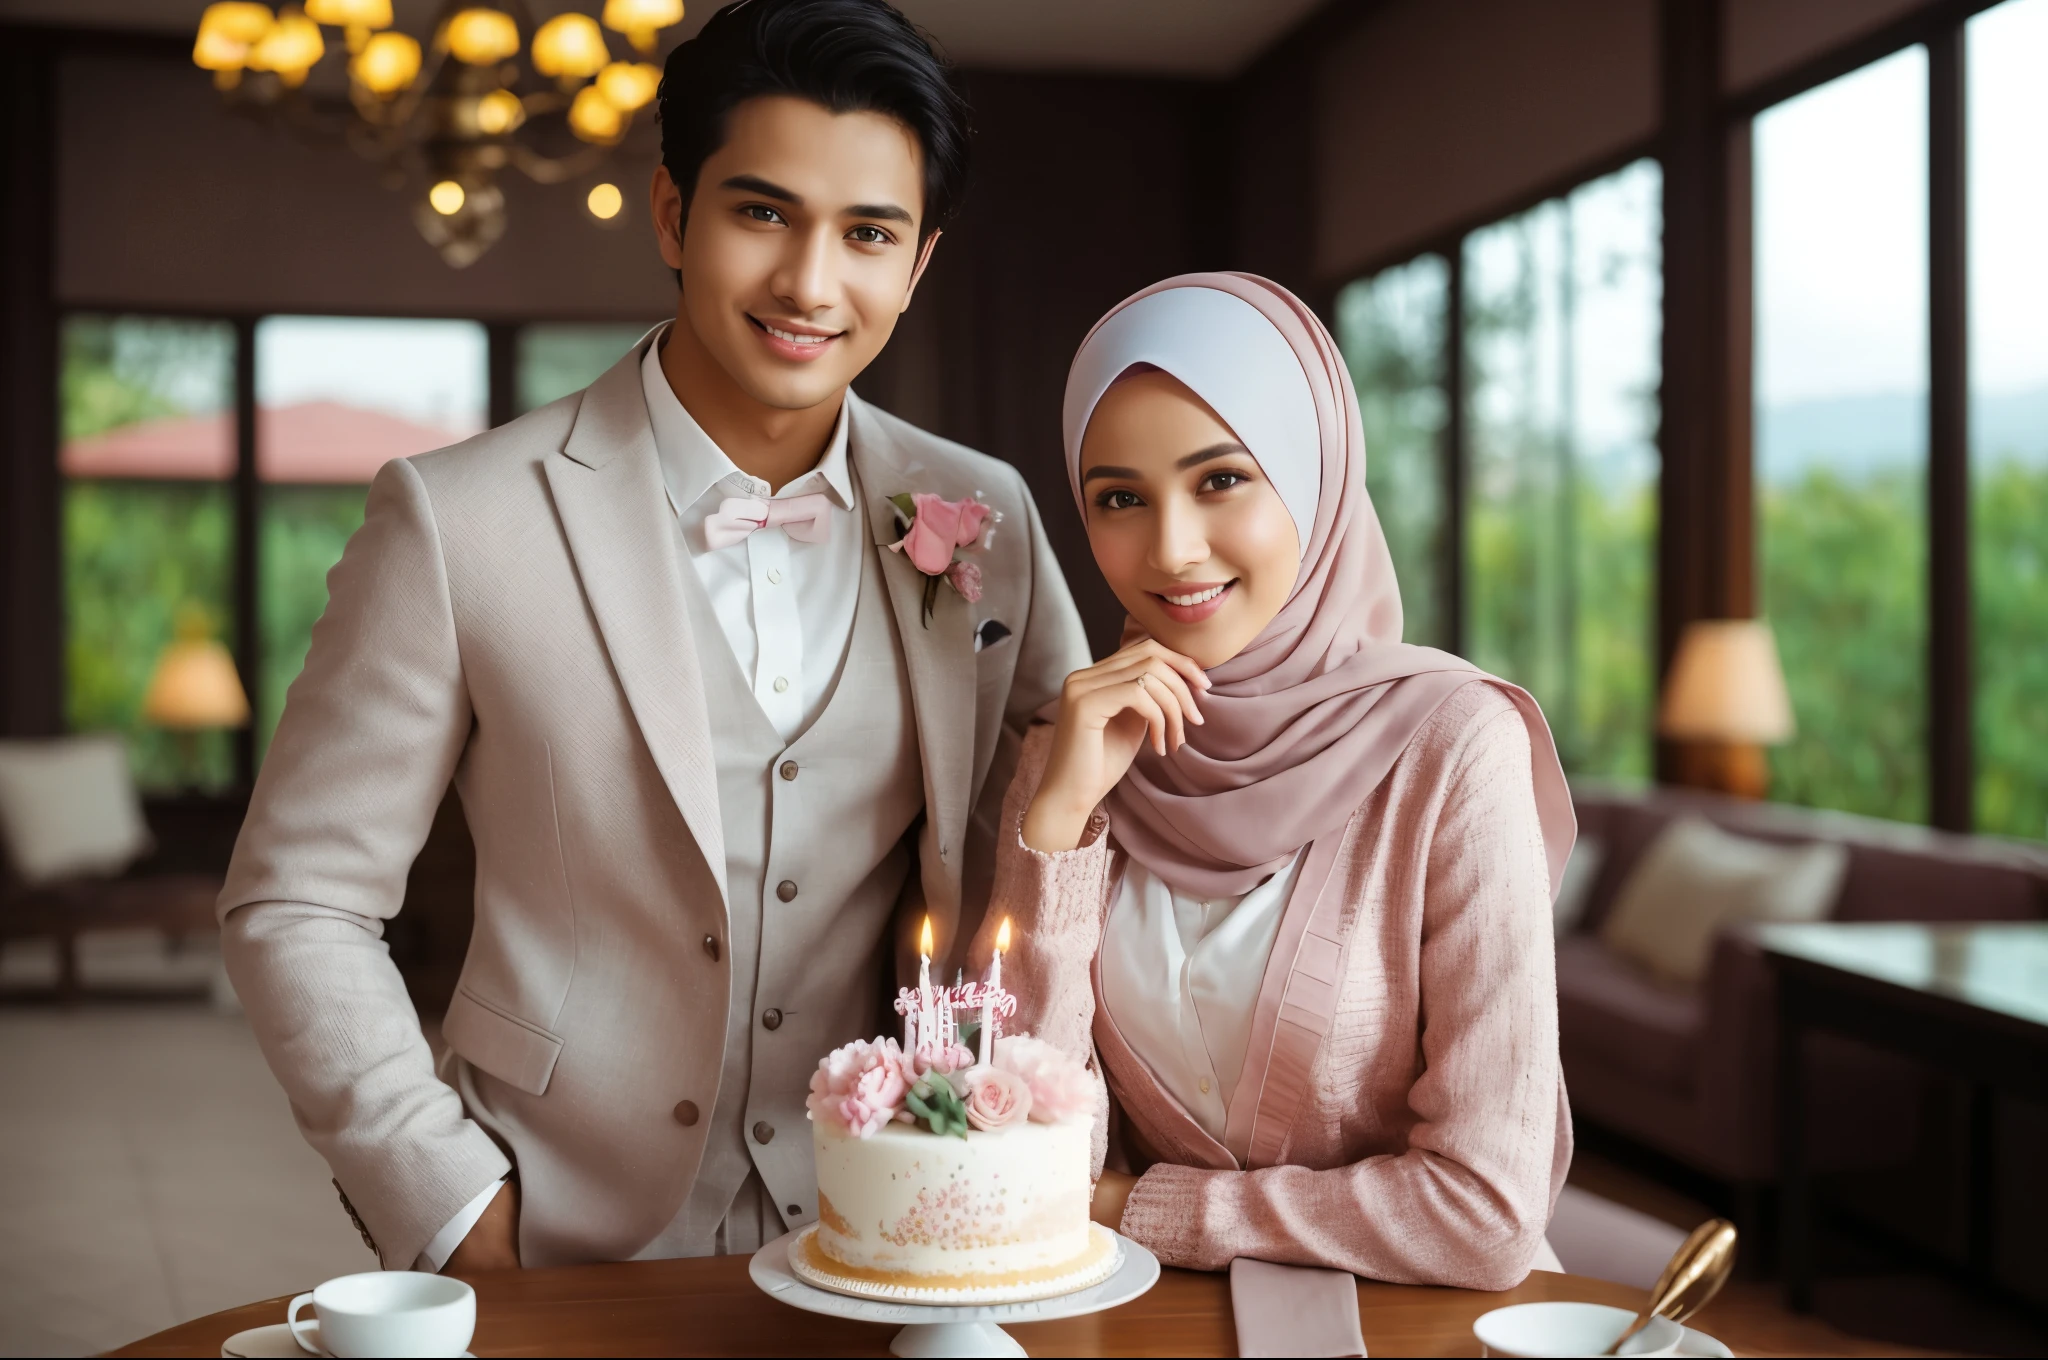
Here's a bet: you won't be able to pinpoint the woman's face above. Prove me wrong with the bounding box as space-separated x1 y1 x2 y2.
1079 369 1301 669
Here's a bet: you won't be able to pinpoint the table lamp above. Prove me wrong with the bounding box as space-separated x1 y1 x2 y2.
142 621 250 787
1657 619 1794 799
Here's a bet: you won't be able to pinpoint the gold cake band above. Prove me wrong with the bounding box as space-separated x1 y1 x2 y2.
794 1223 1120 1303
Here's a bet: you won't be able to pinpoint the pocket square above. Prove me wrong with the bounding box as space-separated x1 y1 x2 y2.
974 619 1012 653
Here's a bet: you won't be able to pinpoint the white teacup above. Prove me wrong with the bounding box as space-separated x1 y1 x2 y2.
287 1271 475 1358
1474 1301 1683 1357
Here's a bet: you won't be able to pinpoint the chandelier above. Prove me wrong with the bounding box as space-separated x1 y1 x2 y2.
191 1 684 266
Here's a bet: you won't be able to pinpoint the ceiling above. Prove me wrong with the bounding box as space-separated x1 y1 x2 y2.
0 0 1331 77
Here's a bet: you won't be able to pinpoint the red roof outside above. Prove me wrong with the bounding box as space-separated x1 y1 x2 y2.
61 401 483 484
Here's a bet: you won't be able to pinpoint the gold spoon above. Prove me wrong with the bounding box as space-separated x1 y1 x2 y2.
1602 1218 1738 1356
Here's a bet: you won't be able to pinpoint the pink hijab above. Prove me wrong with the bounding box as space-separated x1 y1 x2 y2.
1061 272 1575 901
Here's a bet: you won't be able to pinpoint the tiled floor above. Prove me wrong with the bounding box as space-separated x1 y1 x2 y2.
0 993 374 1356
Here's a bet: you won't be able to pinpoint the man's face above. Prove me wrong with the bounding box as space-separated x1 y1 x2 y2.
654 95 934 412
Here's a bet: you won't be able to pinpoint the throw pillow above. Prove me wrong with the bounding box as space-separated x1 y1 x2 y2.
1552 835 1606 938
1599 815 1847 987
0 735 154 886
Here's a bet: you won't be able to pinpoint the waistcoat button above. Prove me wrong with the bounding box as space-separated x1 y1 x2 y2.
776 880 797 902
753 1120 775 1144
673 1100 700 1127
779 760 798 781
703 934 720 961
762 1008 782 1030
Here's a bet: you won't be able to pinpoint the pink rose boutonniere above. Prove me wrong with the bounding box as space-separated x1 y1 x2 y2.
888 492 999 625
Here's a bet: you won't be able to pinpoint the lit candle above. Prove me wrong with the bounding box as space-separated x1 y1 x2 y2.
917 916 935 1053
979 917 1011 1067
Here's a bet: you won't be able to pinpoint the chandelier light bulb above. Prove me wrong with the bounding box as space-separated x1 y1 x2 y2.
474 88 526 135
247 7 325 85
304 0 390 27
587 182 624 220
595 60 659 112
429 180 467 215
349 29 420 95
601 0 684 54
532 12 610 80
442 7 520 66
194 2 274 72
567 84 626 144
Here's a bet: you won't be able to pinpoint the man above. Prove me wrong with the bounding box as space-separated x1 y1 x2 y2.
219 0 1087 1273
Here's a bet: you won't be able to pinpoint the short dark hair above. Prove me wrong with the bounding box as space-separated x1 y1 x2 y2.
657 0 971 241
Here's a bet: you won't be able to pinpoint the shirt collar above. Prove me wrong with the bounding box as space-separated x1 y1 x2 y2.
640 326 854 518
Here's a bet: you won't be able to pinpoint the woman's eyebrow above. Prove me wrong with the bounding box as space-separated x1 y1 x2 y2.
1081 464 1142 484
1177 442 1250 469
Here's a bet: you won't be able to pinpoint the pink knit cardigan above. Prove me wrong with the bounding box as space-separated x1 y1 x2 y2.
974 680 1570 1291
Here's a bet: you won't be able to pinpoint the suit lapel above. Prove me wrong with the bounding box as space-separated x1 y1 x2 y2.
849 398 974 927
543 340 726 902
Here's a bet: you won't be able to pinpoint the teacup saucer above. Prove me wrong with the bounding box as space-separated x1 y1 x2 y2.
1677 1325 1733 1357
220 1321 476 1358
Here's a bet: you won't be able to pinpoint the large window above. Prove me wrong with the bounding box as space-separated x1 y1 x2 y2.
254 317 488 756
1967 0 2048 841
1755 48 1931 825
1465 161 1662 781
59 315 237 792
1335 256 1450 649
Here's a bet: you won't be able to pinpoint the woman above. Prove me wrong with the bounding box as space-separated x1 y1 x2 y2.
975 273 1577 1289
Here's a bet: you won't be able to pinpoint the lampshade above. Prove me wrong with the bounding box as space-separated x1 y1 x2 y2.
442 7 520 66
248 7 325 84
350 29 421 95
596 60 660 112
532 12 610 79
304 0 390 27
194 2 274 70
601 0 683 53
568 84 626 143
142 640 250 730
1657 620 1795 744
474 88 527 135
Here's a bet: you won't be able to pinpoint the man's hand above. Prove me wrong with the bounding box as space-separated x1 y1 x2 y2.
444 1180 521 1275
1091 1170 1139 1230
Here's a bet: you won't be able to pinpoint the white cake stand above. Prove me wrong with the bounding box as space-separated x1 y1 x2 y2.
749 1225 1159 1359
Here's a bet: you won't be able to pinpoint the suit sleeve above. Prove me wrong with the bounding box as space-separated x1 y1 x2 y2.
218 456 511 1270
1003 467 1091 733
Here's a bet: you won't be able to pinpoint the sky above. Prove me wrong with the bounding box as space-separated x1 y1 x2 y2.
254 316 488 434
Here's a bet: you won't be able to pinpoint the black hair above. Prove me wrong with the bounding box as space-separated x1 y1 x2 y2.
657 0 971 242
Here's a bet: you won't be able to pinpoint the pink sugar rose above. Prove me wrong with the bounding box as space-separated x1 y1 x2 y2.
945 559 983 603
891 494 993 576
911 1040 977 1084
963 1065 1032 1132
807 1037 911 1139
994 1034 1094 1124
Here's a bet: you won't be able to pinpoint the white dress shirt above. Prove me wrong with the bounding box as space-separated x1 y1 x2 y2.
1098 851 1304 1157
418 332 863 1271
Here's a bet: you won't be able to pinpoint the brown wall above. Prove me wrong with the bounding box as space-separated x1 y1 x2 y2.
1724 0 1931 94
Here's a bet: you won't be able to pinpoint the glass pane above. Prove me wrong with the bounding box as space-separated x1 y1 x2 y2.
1969 0 2048 841
1336 255 1449 648
518 322 657 413
1755 48 1929 822
1463 159 1662 781
255 317 488 757
59 314 237 792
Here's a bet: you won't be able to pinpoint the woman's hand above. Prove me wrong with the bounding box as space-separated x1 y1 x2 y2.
1091 1170 1139 1229
1022 639 1209 852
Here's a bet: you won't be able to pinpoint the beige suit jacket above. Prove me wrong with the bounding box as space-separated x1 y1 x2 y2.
218 338 1089 1269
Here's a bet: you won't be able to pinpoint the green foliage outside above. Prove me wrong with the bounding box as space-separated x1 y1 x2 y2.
518 323 656 413
258 486 371 760
1973 459 2048 841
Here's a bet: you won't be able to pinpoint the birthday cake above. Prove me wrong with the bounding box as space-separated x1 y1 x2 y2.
795 921 1117 1303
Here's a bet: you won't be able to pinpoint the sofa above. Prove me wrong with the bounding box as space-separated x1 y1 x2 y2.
1557 783 2048 1212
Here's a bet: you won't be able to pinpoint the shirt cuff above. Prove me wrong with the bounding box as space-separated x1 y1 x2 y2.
415 1177 504 1273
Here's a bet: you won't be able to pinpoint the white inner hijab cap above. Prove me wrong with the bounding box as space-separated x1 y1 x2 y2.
1063 286 1322 559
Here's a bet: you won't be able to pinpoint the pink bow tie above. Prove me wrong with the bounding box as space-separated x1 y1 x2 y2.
702 493 835 550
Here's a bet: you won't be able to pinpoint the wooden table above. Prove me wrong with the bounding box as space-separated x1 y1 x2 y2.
107 1256 1931 1357
1764 921 2048 1313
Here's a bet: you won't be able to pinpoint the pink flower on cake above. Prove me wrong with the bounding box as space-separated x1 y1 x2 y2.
994 1034 1094 1124
891 493 992 575
911 1040 976 1082
962 1066 1032 1131
808 1037 911 1139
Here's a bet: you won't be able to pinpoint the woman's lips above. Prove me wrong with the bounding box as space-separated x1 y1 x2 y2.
1151 580 1235 624
749 315 842 363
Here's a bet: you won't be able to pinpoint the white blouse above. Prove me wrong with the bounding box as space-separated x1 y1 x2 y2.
1098 849 1304 1158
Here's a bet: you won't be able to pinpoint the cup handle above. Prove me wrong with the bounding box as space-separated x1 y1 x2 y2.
287 1293 327 1356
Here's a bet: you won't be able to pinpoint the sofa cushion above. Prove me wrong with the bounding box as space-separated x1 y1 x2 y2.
1600 816 1848 986
0 735 153 886
1556 935 1703 1096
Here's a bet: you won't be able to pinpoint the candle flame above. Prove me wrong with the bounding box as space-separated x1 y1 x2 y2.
919 915 934 957
995 917 1012 952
